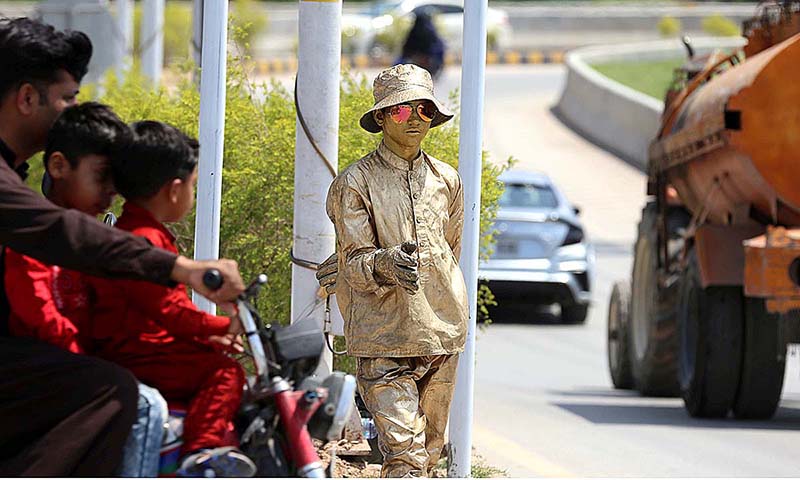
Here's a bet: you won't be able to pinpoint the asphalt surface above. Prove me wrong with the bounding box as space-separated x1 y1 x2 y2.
433 65 800 478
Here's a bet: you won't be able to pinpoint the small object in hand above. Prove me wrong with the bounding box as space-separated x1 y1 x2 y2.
375 243 419 294
401 241 417 255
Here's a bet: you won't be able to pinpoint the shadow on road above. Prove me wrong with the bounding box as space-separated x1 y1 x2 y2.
549 387 641 398
553 402 800 430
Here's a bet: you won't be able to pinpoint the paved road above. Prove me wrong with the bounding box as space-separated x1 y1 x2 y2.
432 65 800 477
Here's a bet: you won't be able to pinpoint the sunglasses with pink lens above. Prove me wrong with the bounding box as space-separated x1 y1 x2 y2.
387 102 437 124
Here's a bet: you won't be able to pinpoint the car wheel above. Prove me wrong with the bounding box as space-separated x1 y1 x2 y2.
561 303 588 324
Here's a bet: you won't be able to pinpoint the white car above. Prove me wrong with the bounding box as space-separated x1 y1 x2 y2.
479 171 595 324
341 0 512 56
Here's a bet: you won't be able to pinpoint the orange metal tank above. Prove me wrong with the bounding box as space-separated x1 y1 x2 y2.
649 34 800 227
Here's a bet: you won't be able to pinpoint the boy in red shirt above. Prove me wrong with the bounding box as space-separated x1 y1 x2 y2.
5 102 127 355
88 120 255 477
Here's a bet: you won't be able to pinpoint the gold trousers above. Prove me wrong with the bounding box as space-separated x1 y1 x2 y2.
357 354 459 478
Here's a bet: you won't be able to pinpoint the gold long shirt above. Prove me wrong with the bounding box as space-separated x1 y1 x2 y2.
326 141 469 357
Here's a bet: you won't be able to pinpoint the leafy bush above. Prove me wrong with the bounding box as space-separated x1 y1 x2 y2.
702 14 741 37
657 16 682 37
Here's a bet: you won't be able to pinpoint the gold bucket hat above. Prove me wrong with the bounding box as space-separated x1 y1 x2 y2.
359 64 454 133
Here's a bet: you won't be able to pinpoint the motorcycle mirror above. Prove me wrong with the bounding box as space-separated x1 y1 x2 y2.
103 212 117 226
243 274 268 300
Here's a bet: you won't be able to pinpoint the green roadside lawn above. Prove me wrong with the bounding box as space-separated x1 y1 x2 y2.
591 58 684 100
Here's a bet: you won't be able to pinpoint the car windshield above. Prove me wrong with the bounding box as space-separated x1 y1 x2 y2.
499 183 559 208
362 1 402 16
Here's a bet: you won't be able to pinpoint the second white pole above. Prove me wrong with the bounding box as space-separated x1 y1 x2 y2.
193 0 229 313
140 0 164 85
115 0 133 78
448 0 488 477
292 0 342 376
191 0 203 71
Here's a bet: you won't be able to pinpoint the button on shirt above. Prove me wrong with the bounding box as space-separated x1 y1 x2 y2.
326 141 468 357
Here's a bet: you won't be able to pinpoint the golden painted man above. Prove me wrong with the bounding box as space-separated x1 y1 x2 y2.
318 64 468 477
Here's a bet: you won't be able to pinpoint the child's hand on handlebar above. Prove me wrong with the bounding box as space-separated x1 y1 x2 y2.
171 256 245 308
227 314 244 336
208 333 245 353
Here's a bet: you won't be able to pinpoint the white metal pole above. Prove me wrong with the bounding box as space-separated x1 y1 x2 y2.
115 0 133 78
140 0 164 85
448 0 488 477
292 0 342 376
192 0 203 70
192 0 229 313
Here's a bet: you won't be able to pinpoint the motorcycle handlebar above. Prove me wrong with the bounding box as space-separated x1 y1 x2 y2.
203 269 271 379
202 270 268 301
202 269 224 291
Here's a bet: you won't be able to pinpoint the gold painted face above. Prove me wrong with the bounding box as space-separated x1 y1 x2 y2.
375 100 435 151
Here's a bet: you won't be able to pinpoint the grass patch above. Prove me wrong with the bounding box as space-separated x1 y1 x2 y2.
429 452 508 478
591 58 683 100
472 457 508 478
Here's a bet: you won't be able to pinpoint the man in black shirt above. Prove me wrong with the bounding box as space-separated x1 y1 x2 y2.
0 17 245 475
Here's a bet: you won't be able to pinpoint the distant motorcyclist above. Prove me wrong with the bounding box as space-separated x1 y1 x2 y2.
397 9 446 80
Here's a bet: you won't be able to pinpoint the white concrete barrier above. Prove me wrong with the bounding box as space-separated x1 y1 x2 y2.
554 37 746 169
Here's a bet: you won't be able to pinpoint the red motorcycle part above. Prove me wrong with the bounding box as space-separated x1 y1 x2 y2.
274 389 327 477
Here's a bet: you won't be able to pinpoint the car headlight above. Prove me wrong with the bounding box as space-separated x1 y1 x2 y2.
307 372 357 441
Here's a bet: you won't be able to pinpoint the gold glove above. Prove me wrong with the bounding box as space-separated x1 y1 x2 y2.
316 252 338 295
374 242 419 293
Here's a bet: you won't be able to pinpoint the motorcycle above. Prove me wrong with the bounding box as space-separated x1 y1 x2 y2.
157 271 357 477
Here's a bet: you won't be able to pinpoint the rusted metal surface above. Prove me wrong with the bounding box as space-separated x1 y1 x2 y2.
655 52 740 141
695 224 765 288
743 1 800 57
744 226 800 313
649 34 800 228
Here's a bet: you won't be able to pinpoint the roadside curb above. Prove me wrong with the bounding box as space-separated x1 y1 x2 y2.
554 37 745 168
251 49 566 75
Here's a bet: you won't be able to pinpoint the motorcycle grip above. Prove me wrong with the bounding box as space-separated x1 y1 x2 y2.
202 269 224 291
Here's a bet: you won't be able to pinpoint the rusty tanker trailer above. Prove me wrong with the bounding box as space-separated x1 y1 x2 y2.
607 1 800 419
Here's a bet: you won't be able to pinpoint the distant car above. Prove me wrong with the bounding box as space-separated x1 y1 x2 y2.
479 171 595 324
341 0 512 56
